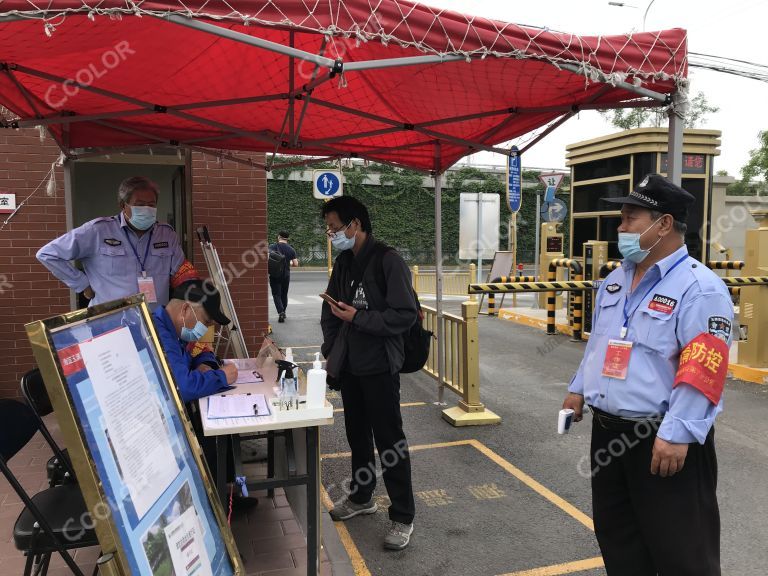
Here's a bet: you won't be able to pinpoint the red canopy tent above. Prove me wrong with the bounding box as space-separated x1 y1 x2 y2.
0 0 688 173
0 0 689 394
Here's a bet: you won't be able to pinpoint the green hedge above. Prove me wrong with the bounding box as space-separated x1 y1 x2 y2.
267 161 570 266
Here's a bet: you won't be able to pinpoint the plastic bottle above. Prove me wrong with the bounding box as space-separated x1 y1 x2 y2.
276 359 298 411
306 352 327 409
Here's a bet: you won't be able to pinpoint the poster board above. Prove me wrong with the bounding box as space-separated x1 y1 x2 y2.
487 251 515 283
25 295 243 576
479 251 515 310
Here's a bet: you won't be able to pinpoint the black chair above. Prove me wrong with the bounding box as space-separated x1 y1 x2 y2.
0 399 99 576
20 369 75 486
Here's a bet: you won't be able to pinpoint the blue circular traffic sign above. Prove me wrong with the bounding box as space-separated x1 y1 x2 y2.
316 172 341 196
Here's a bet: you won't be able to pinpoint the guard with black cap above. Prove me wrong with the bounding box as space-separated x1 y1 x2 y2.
152 278 238 402
562 174 734 575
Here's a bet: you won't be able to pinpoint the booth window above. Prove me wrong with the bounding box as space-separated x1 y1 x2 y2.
573 156 631 182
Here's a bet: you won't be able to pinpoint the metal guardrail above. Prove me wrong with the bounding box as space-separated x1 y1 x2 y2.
421 300 499 426
412 264 475 297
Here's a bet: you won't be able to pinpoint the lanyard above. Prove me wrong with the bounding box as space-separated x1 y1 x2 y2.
122 227 153 276
620 254 688 338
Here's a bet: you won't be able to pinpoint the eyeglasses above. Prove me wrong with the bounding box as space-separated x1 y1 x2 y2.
325 222 350 238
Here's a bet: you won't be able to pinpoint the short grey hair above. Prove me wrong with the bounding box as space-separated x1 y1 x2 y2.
650 209 687 236
118 176 159 206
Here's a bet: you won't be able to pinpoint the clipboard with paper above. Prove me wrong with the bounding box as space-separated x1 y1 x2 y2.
207 393 271 419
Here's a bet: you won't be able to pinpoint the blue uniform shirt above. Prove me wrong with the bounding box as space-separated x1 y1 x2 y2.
569 245 734 444
37 213 185 306
152 306 231 402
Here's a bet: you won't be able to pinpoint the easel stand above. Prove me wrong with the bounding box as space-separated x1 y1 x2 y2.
197 226 249 359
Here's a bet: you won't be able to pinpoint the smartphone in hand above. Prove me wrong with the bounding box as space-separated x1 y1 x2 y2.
319 293 343 308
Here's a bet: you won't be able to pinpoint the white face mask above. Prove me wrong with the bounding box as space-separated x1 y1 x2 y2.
330 223 356 251
618 216 664 264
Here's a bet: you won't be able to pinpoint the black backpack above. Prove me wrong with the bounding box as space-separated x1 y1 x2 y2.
268 245 285 277
369 245 433 374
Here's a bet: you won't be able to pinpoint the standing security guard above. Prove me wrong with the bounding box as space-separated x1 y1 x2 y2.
563 174 733 576
37 176 185 307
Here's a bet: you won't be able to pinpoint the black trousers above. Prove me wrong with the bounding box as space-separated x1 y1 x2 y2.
340 370 415 524
269 275 290 315
590 414 720 576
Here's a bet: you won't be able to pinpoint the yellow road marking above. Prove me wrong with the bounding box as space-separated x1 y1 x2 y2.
498 556 604 576
468 439 594 531
321 486 372 576
333 401 427 413
323 439 593 530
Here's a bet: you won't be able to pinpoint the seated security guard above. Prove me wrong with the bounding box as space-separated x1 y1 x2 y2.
152 279 237 401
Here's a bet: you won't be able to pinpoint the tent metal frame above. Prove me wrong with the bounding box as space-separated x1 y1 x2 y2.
0 10 688 398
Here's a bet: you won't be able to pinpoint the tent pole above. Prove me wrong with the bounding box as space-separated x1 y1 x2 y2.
344 54 465 72
158 14 337 69
557 62 668 102
667 84 688 185
433 145 446 405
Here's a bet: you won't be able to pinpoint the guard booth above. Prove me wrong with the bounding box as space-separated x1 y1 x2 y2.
565 128 721 336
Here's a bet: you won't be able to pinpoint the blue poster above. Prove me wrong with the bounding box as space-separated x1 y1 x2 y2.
49 306 236 576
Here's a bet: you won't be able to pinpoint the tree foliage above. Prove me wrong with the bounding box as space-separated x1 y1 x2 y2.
740 130 768 183
600 91 719 130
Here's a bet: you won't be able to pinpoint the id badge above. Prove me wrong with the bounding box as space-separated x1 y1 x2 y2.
601 339 633 380
137 275 158 303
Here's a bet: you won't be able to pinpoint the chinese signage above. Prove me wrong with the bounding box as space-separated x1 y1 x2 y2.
660 153 707 175
0 193 15 214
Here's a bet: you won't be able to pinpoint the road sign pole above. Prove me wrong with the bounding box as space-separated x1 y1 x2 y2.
533 193 540 310
476 191 483 284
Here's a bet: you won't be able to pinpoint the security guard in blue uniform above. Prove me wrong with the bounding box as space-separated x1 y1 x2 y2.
152 279 237 402
563 174 733 576
37 176 185 306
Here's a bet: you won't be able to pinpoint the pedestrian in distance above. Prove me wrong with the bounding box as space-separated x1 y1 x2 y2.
37 176 185 307
562 173 734 576
320 196 418 551
268 231 299 323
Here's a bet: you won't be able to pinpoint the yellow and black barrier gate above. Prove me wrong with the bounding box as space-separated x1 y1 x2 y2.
469 276 768 340
548 259 583 341
707 260 745 270
487 276 537 316
599 261 622 279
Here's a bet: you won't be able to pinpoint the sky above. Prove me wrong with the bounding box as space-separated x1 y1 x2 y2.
421 0 768 178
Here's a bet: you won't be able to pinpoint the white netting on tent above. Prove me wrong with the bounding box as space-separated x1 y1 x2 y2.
0 0 687 86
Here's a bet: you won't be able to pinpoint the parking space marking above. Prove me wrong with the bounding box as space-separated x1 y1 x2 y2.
498 556 604 576
323 439 598 575
323 439 594 526
333 401 427 414
321 486 372 576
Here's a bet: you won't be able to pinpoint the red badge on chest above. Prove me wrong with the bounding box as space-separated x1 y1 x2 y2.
648 294 677 314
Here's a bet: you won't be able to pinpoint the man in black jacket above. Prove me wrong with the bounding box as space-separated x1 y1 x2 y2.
320 196 417 551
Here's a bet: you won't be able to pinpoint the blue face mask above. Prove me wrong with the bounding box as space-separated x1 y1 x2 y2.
618 217 663 264
330 223 356 251
180 305 208 342
128 205 157 231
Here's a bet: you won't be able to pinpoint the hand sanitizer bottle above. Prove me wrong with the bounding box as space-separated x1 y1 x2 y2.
306 353 327 409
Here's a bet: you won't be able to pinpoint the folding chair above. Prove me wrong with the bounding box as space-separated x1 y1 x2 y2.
20 369 75 487
0 399 99 576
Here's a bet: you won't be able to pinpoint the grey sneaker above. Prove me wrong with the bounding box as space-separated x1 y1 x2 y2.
329 498 377 521
383 521 413 550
